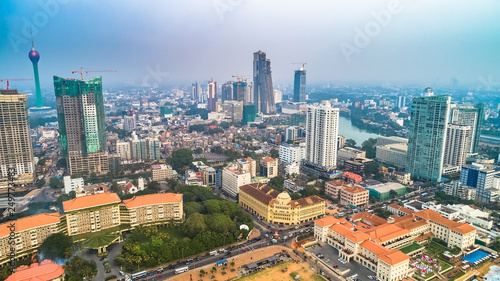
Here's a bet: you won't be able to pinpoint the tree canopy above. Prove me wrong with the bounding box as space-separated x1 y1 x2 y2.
39 233 73 260
171 148 193 171
64 256 98 281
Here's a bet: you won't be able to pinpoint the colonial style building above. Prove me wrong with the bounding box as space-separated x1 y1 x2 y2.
239 183 325 225
0 213 62 263
122 193 183 227
63 193 121 236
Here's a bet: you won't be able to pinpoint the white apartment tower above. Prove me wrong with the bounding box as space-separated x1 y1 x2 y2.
305 101 339 170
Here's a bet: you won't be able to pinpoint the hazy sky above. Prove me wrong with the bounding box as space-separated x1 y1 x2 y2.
1 0 500 89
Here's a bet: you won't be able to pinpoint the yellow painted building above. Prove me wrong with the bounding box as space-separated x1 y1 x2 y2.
122 193 183 227
239 183 325 225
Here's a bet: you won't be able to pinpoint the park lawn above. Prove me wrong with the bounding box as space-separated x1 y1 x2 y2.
437 258 453 272
426 242 450 256
400 243 423 254
237 261 324 281
159 226 185 240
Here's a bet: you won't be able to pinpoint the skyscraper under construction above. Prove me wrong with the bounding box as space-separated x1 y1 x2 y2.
0 90 35 188
54 76 108 175
253 50 275 114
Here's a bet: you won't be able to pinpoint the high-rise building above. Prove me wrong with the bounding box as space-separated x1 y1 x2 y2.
242 104 257 124
123 109 136 131
285 126 300 142
147 138 161 160
54 76 109 175
450 104 484 154
207 79 217 111
397 96 406 108
233 80 251 103
406 95 450 182
191 82 200 101
293 67 306 102
221 81 233 102
253 50 275 114
443 123 470 167
305 101 339 170
460 164 500 203
116 140 132 160
0 90 35 187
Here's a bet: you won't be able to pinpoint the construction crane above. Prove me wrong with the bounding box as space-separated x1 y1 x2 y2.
0 78 33 90
232 75 251 82
291 62 307 70
72 67 117 80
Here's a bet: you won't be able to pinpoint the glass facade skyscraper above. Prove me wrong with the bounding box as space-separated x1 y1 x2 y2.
293 68 306 102
54 76 108 175
406 95 450 182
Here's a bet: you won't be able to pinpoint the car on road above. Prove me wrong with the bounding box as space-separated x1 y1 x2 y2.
333 265 338 268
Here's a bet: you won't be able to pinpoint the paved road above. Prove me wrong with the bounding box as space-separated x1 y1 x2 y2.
308 244 376 281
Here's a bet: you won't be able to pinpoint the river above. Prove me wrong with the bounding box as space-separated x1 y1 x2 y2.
338 116 379 145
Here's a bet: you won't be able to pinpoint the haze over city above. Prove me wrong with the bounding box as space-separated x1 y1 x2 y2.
2 0 500 88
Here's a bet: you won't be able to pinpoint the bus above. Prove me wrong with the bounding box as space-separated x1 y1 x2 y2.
216 259 228 266
175 266 189 274
132 271 147 279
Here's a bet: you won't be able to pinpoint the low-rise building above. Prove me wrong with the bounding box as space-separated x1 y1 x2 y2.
222 166 251 198
342 172 362 184
239 183 325 225
122 193 183 227
63 193 121 236
363 182 406 201
337 147 366 165
5 260 65 281
279 143 306 165
325 180 351 198
260 156 278 178
152 164 173 181
340 186 369 207
63 176 84 194
376 143 407 170
0 213 61 263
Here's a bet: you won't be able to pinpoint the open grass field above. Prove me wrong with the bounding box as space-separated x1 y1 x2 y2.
237 261 325 281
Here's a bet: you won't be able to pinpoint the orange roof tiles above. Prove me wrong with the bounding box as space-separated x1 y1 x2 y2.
388 203 414 215
342 186 368 194
314 216 339 227
6 260 64 281
378 249 410 265
261 156 277 162
351 212 387 226
63 193 121 212
361 240 389 256
415 209 476 234
122 193 183 209
326 180 350 187
330 224 370 242
0 213 60 238
363 224 410 243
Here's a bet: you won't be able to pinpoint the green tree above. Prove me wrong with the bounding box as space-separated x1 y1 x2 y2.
361 138 377 159
147 181 161 192
270 148 279 159
183 213 207 238
49 178 64 189
171 148 194 171
194 147 203 154
345 139 357 148
110 181 122 194
64 256 98 281
39 233 73 260
68 191 76 199
205 200 222 214
389 189 398 199
189 124 206 133
184 202 203 217
268 176 285 191
37 178 46 187
210 146 224 154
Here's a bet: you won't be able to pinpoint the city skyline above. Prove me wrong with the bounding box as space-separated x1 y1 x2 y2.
1 1 500 90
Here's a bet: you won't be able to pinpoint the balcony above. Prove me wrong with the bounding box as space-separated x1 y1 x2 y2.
358 253 377 265
342 249 355 256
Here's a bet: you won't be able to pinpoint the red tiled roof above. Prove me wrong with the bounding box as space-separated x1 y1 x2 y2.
342 186 368 194
378 249 410 265
388 203 415 215
0 213 60 238
414 209 476 234
122 193 182 209
314 216 339 227
63 193 121 212
330 224 370 243
6 260 64 281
